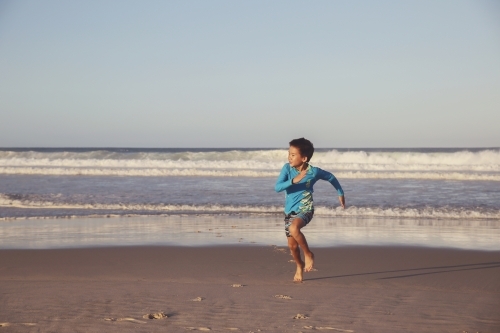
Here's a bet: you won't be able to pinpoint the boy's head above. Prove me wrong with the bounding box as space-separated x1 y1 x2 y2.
289 137 314 162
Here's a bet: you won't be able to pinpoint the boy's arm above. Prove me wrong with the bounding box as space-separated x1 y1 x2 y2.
317 168 346 208
275 164 293 192
316 168 344 196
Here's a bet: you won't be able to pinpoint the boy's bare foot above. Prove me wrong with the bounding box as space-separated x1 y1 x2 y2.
304 252 314 272
294 263 304 282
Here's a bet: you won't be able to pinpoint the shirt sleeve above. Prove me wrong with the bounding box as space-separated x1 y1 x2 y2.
275 164 293 192
316 167 344 196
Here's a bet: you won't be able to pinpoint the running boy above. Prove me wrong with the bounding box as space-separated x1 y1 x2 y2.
275 138 345 282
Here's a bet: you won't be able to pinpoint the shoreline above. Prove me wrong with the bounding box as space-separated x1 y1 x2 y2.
1 215 499 251
1 245 499 332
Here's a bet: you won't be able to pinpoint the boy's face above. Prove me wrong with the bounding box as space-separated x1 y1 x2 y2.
288 146 308 168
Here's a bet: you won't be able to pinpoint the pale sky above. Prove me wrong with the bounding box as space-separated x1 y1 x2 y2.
1 0 499 148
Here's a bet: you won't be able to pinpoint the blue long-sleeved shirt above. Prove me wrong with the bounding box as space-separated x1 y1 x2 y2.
275 163 344 215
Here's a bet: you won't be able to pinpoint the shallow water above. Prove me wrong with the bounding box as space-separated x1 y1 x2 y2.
2 175 500 220
1 215 498 251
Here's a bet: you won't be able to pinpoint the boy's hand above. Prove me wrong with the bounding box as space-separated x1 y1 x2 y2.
338 195 345 209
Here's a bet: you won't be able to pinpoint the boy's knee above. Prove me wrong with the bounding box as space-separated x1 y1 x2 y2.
288 240 298 251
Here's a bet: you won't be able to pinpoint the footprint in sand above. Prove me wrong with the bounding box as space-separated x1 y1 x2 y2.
274 294 292 300
191 297 204 301
105 317 146 324
293 314 308 319
185 327 211 331
0 323 37 327
143 312 167 319
317 327 354 332
231 284 244 287
303 326 354 332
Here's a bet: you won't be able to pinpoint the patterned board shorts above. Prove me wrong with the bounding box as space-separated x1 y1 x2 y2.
284 211 314 237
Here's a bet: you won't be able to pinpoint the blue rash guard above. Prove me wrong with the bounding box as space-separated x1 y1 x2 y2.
275 163 344 215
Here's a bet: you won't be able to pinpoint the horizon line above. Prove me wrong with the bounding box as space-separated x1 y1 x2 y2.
1 146 499 150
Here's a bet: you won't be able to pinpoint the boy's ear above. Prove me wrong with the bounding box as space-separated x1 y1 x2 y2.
301 156 308 163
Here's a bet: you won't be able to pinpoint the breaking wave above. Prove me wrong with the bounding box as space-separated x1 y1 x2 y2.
0 167 499 181
1 194 499 220
1 148 499 180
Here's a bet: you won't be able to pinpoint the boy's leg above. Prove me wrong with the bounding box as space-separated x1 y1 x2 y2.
288 218 315 272
287 236 305 282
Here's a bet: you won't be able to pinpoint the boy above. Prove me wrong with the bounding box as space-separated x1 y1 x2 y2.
275 138 345 282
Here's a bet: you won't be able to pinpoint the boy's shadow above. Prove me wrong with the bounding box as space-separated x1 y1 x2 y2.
305 261 500 281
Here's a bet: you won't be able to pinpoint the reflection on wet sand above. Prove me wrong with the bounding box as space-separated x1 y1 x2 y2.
0 215 499 250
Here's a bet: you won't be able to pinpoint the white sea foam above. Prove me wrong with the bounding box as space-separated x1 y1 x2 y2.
1 149 499 180
1 194 499 220
0 166 499 181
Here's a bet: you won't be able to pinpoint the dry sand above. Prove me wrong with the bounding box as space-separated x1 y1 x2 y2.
0 245 499 332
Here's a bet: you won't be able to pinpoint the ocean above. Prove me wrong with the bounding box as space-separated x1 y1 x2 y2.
1 147 499 249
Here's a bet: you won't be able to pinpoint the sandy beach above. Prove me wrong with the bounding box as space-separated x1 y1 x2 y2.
0 245 499 333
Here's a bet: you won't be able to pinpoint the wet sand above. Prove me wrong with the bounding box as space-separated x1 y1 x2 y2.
0 245 499 332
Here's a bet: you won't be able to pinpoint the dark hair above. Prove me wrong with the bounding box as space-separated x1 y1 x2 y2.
289 137 314 162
